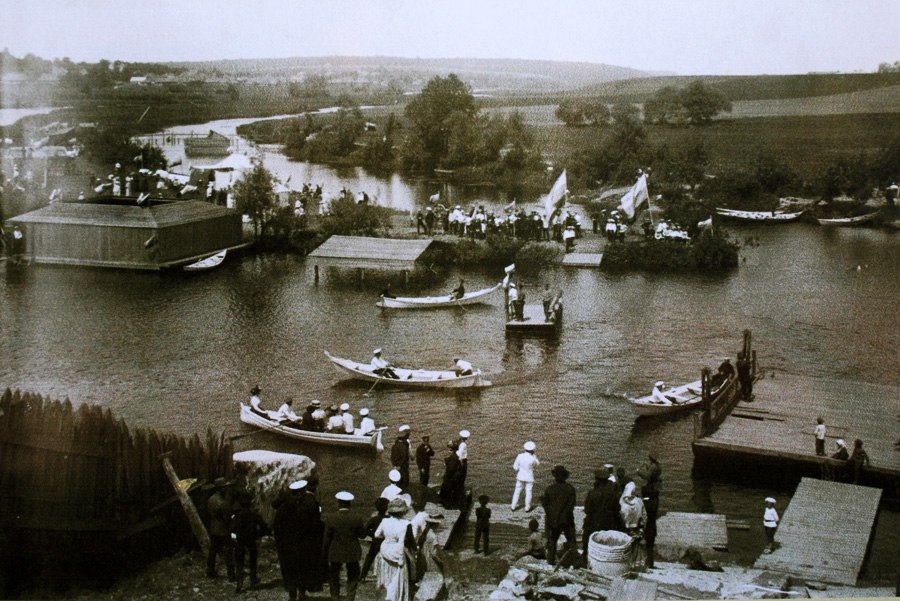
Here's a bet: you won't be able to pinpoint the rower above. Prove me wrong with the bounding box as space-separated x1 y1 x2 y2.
651 381 671 405
310 399 326 431
276 398 301 424
249 385 264 415
454 357 474 377
371 348 399 379
358 407 376 435
340 402 354 434
450 278 465 301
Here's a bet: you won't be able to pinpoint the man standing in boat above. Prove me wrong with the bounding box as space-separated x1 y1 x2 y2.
371 349 399 379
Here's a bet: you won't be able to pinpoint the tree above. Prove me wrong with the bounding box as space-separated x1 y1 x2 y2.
234 163 276 239
555 100 586 126
644 86 686 124
680 81 731 125
403 74 477 171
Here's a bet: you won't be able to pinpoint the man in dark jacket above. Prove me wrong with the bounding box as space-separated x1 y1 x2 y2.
230 491 267 592
582 469 609 557
322 491 366 601
415 435 435 486
638 452 662 568
273 480 307 601
541 465 576 565
391 425 412 489
206 477 236 580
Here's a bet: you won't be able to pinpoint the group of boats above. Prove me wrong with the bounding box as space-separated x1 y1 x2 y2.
714 207 882 226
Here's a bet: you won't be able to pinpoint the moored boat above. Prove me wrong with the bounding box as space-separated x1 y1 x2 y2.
715 208 804 222
239 402 384 450
631 377 730 417
184 250 227 271
376 283 501 309
816 212 880 226
324 351 491 388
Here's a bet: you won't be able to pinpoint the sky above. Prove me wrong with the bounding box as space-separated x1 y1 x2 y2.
1 0 898 75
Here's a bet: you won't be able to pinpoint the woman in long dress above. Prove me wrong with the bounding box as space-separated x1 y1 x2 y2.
374 497 416 601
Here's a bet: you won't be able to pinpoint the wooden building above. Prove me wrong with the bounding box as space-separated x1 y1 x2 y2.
184 130 230 157
307 235 435 285
6 197 245 270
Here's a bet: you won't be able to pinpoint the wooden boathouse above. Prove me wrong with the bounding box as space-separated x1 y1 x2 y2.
307 235 434 285
5 197 245 270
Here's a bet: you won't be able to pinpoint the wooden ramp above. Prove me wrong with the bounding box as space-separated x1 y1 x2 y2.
459 503 585 550
693 375 900 485
753 478 882 585
561 252 603 267
655 512 728 552
506 304 561 336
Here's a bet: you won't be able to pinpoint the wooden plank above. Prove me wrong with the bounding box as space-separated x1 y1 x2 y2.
561 252 603 267
655 512 728 550
607 577 658 601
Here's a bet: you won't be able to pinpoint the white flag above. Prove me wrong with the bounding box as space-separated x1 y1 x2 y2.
543 170 567 226
618 173 649 220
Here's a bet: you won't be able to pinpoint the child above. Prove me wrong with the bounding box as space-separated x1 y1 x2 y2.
762 497 779 554
814 417 826 456
229 492 267 593
359 497 389 580
474 494 491 555
518 517 546 560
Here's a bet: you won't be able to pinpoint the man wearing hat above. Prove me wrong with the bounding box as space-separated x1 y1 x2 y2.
541 465 577 565
277 398 301 425
358 408 375 435
326 404 344 433
415 435 435 486
206 477 236 580
507 281 518 319
300 400 318 431
273 480 308 600
762 497 779 553
310 400 326 431
391 425 412 489
371 348 399 379
582 468 613 557
340 403 354 434
511 441 540 512
249 386 264 415
322 491 366 601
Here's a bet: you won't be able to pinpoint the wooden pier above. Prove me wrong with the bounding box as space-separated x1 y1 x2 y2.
692 374 900 489
655 512 728 552
754 478 882 585
561 252 603 267
505 302 562 336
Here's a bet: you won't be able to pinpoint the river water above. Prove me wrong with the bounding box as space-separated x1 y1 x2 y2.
3 114 900 582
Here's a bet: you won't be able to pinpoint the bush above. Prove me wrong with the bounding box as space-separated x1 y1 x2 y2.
691 229 740 270
602 229 738 273
515 242 563 273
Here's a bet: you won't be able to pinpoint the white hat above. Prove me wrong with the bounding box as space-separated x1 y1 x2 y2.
289 479 308 491
459 429 470 438
509 282 517 287
373 348 382 355
603 463 614 469
340 402 350 411
765 497 776 504
311 399 321 407
398 424 410 432
335 491 354 502
360 407 369 416
654 381 665 388
836 439 846 448
388 469 401 482
523 441 536 451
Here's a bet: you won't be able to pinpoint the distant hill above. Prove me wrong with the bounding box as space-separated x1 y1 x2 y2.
165 55 670 94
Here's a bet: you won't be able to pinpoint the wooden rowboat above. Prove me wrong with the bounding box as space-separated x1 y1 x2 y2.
184 250 227 271
715 208 804 222
816 212 880 226
239 402 385 450
376 283 501 309
631 377 730 417
324 351 491 388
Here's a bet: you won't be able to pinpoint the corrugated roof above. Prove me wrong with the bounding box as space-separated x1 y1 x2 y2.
308 235 433 268
8 200 237 229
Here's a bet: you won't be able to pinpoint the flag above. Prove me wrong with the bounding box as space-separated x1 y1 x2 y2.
618 173 649 220
543 170 567 226
504 199 516 212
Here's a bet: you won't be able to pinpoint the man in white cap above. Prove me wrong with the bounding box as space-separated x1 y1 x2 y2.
370 348 398 379
763 497 779 553
273 480 309 600
651 381 671 405
340 402 354 434
507 282 518 319
311 399 326 431
605 463 617 484
322 491 365 601
511 441 540 512
380 469 404 501
326 404 345 433
358 408 375 435
457 429 470 485
391 425 411 489
454 357 474 377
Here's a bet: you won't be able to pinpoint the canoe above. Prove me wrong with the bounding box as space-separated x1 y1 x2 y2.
324 351 491 388
184 250 227 271
376 283 501 309
631 377 730 417
239 402 384 450
714 208 804 222
816 212 880 226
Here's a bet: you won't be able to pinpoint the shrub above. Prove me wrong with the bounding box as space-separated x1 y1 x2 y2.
515 242 563 273
602 230 737 273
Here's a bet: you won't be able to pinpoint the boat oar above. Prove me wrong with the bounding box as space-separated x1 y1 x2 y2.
363 376 382 398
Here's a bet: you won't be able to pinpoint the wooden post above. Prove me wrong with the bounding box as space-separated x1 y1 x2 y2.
403 270 409 287
358 267 364 288
314 264 319 285
160 452 210 555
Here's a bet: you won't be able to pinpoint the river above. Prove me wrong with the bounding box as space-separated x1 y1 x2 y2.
3 115 900 583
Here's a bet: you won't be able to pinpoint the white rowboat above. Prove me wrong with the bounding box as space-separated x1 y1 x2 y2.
239 403 384 451
631 377 731 417
816 212 880 226
715 208 804 222
324 351 491 388
184 250 227 271
376 283 501 309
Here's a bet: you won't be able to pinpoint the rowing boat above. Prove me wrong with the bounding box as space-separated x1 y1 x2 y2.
816 212 880 226
184 250 227 271
239 402 385 450
714 208 804 222
324 351 491 388
631 377 730 417
376 283 501 309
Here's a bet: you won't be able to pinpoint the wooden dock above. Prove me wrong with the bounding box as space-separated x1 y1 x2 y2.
655 512 728 552
561 252 603 267
506 303 562 336
754 478 882 585
692 375 900 488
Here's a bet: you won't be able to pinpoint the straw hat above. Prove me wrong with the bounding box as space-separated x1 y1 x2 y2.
387 497 409 515
399 424 410 433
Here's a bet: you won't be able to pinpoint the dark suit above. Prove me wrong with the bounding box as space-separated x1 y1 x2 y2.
322 507 366 601
541 480 577 565
391 436 411 489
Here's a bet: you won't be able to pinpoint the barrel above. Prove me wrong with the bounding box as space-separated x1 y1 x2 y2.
587 530 633 577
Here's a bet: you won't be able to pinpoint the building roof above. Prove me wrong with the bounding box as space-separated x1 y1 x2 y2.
8 199 237 229
308 235 433 270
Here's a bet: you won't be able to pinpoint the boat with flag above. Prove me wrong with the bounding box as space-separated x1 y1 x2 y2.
324 351 491 388
376 283 501 309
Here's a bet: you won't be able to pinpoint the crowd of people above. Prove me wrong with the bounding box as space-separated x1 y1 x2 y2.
414 203 585 243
